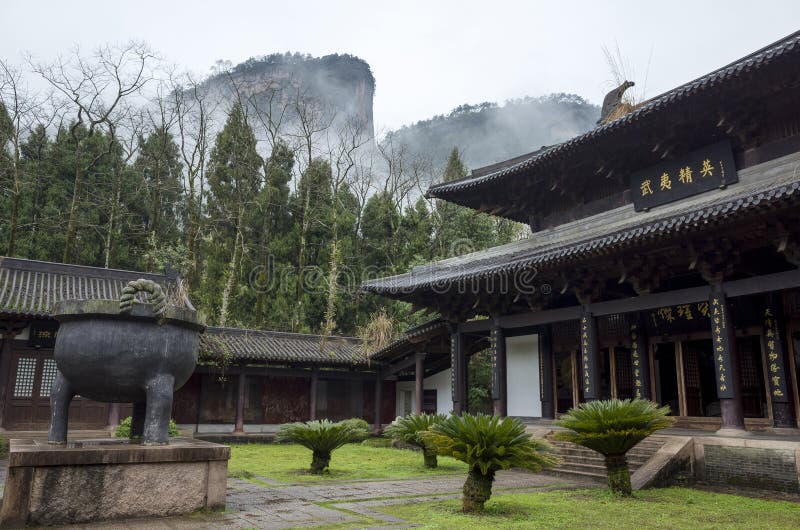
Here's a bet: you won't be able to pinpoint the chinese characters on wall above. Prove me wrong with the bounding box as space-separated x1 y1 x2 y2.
630 321 651 400
763 306 790 403
710 294 735 399
489 327 501 400
630 140 738 211
581 313 598 399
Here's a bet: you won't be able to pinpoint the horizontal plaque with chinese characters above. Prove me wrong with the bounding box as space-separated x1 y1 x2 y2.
630 140 738 211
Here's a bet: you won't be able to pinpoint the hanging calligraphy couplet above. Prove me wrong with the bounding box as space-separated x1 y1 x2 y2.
630 317 651 400
450 331 458 403
630 140 738 211
580 311 599 400
762 300 790 403
489 326 504 401
709 292 735 399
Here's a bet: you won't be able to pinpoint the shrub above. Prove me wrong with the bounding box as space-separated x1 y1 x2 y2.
555 399 675 496
338 418 372 441
425 413 559 512
276 419 360 474
384 413 447 468
115 416 180 439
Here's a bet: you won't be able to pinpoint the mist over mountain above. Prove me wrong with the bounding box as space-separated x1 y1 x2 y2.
197 52 376 137
383 94 600 172
199 53 599 177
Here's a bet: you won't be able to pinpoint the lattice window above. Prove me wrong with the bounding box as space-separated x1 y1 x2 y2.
13 358 37 398
39 359 58 398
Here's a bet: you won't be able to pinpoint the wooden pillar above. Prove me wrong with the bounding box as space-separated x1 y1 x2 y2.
710 286 745 431
763 294 794 427
540 326 555 419
374 370 382 431
450 326 464 415
630 315 652 400
106 403 121 430
414 353 425 415
0 334 15 428
309 368 319 421
580 310 601 401
490 323 507 417
234 371 246 433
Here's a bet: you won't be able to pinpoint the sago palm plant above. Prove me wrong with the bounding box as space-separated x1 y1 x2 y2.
276 419 359 474
425 413 559 513
384 413 447 468
555 399 675 496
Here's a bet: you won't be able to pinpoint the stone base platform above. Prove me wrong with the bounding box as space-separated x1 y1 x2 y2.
0 437 230 528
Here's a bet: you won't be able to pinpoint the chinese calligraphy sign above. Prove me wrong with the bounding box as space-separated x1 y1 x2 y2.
630 320 651 400
489 327 501 400
630 140 738 211
763 305 789 403
709 293 735 399
581 312 598 399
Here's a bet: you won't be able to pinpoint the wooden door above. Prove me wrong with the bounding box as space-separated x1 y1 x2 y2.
4 346 108 430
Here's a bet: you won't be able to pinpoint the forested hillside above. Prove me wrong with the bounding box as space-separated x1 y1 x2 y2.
0 44 526 339
384 94 598 173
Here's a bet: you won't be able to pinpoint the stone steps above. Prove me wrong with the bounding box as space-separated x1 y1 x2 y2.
545 434 667 481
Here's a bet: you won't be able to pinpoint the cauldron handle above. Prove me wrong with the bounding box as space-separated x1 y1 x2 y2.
119 279 167 316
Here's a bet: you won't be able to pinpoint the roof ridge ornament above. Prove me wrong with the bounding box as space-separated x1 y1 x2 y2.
597 80 635 125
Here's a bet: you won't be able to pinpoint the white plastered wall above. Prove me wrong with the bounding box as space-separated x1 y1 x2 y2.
506 334 542 417
394 368 453 417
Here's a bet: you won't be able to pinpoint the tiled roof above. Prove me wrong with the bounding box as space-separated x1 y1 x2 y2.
364 151 800 294
0 257 178 318
427 30 800 200
370 319 449 361
201 327 368 366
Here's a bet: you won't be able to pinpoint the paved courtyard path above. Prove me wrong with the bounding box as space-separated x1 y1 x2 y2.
8 463 595 530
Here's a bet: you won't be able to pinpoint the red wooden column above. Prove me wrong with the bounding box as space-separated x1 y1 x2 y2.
234 371 246 433
763 294 794 427
450 326 464 415
540 325 555 419
0 322 25 428
309 368 319 421
490 323 507 417
580 310 601 401
106 403 121 430
414 353 426 415
710 286 745 431
374 369 382 431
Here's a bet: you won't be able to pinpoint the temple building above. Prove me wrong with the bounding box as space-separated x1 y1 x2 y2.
1 32 799 436
0 257 394 433
363 31 800 432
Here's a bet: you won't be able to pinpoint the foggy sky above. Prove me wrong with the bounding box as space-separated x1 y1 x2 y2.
2 1 798 132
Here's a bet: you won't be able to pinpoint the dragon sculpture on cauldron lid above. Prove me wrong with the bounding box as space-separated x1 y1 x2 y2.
48 279 205 445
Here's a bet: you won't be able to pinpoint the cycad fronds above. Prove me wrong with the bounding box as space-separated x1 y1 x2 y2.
426 413 559 475
554 399 674 456
425 413 559 511
384 413 447 449
276 419 359 473
384 413 447 468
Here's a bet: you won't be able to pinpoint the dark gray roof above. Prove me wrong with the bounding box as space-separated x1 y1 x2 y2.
427 30 800 200
370 319 449 361
0 257 178 318
201 327 367 366
364 151 800 294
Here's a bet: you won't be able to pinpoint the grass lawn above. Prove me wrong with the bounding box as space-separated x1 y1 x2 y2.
228 442 468 483
374 487 800 529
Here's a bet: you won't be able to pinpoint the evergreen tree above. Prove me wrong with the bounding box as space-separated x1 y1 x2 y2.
202 103 263 326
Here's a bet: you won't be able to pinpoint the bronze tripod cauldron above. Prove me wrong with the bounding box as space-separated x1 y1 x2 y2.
48 280 204 445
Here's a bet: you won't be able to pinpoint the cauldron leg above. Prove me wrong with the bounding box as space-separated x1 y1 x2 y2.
142 374 175 445
48 370 74 444
130 402 146 439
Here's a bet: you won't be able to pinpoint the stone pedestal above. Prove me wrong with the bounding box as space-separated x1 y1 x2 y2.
0 438 229 528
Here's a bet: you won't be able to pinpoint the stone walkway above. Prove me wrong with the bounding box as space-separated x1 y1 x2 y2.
15 467 594 529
